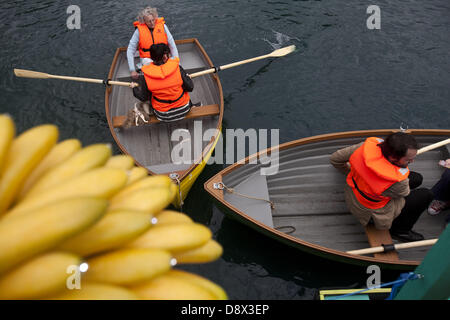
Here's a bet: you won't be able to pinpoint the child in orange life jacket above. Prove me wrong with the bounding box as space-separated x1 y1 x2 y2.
330 132 434 242
134 43 194 122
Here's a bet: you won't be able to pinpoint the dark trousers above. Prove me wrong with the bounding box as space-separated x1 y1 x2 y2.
431 168 450 201
391 172 434 233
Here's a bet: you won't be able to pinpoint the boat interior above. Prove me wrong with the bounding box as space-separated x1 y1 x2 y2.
107 41 221 175
220 134 450 262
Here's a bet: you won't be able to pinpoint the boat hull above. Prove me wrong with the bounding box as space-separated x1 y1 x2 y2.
205 129 450 269
105 39 224 207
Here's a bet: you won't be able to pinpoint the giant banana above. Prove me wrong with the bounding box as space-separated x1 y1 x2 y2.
0 114 15 172
108 187 173 214
0 197 107 274
126 222 212 253
105 154 135 170
0 252 80 299
58 211 153 257
0 124 58 214
22 143 111 199
154 210 193 225
173 240 223 264
84 248 173 286
131 271 218 300
4 167 127 218
17 139 82 200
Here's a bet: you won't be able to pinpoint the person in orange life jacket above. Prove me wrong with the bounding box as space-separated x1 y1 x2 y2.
330 132 434 242
127 7 179 80
137 43 193 122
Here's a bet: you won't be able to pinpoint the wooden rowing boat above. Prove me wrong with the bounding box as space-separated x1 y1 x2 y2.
105 39 224 207
204 129 450 269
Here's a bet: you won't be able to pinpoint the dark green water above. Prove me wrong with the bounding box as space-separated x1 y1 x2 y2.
1 0 449 299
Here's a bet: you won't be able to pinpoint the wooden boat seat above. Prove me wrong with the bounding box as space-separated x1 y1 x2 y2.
112 104 220 128
364 225 399 261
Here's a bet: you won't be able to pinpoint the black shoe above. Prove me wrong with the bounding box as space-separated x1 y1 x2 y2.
390 230 424 242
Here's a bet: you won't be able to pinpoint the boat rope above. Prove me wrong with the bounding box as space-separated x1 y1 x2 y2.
169 173 184 210
213 182 275 209
326 272 423 300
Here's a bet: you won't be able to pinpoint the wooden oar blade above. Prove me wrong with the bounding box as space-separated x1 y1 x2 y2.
14 69 50 79
269 45 296 57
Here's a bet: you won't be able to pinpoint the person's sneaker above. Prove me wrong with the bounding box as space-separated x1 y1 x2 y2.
390 230 424 242
428 200 450 216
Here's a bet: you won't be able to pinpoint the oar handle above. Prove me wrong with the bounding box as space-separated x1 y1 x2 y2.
346 239 437 255
417 138 450 155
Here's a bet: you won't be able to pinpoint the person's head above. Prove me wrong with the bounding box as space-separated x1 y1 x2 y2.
378 132 419 168
150 43 170 65
137 7 158 28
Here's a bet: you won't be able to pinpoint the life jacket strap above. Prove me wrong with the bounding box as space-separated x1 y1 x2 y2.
153 90 185 104
352 177 381 203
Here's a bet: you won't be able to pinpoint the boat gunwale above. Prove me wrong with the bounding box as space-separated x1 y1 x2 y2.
105 38 224 182
204 128 450 268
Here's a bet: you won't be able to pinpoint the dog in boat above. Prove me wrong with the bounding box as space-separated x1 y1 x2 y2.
122 101 152 128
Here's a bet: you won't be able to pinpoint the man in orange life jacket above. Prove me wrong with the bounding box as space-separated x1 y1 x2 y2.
330 132 433 242
127 7 179 80
136 43 194 122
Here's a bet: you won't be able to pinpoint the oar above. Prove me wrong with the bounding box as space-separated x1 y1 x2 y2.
417 138 450 155
13 69 137 88
189 45 296 78
346 239 437 256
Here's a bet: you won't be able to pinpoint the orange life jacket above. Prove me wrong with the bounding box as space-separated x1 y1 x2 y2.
142 58 190 112
133 18 168 59
346 137 410 209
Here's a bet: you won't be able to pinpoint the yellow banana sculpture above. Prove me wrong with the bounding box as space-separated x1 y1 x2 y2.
173 240 223 264
131 269 225 300
126 222 212 253
0 197 107 274
108 187 174 214
0 114 15 172
0 124 58 214
5 167 127 218
105 154 135 170
58 211 153 257
23 143 111 199
154 210 193 225
84 248 173 286
0 119 227 300
126 167 148 185
0 252 80 299
17 139 82 200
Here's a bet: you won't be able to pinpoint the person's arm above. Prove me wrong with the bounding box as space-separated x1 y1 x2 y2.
330 142 363 175
179 66 193 92
127 29 140 74
382 179 410 198
164 25 179 59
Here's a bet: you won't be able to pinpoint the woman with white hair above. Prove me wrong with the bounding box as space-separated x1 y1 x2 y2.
127 7 179 80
